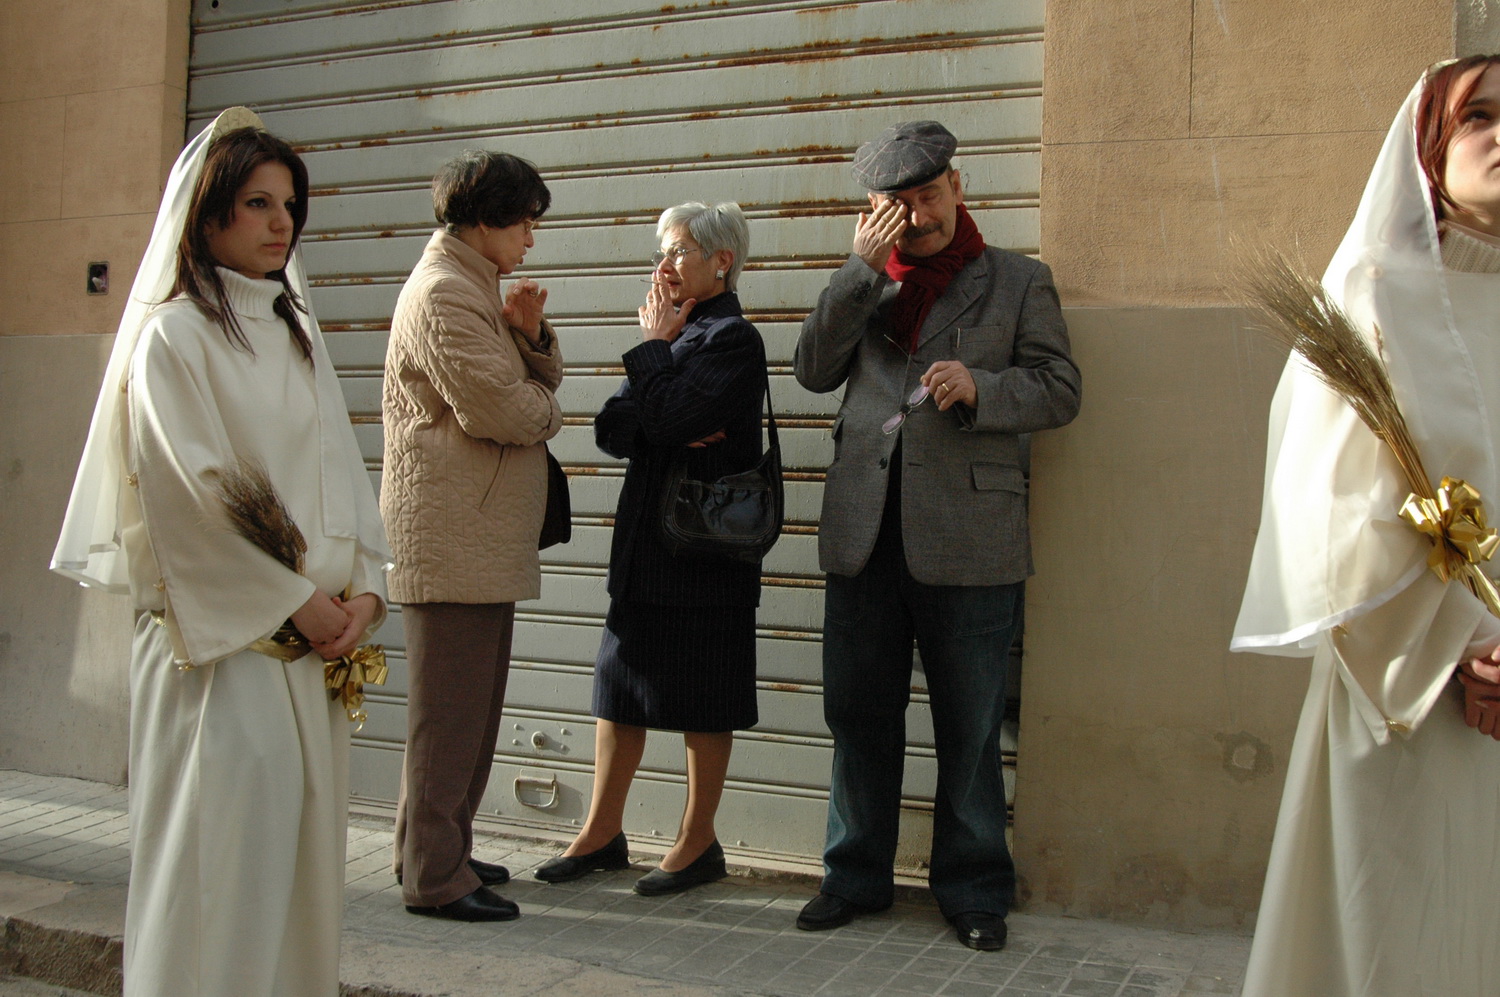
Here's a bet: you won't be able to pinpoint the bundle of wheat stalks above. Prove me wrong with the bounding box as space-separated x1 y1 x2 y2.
1242 250 1500 617
210 458 386 724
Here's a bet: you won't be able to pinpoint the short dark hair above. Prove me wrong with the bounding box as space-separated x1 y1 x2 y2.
432 151 550 230
173 126 313 362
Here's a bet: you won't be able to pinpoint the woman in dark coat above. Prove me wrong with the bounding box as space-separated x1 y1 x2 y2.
536 201 768 895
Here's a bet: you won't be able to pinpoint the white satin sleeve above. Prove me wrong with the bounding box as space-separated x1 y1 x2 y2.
1330 571 1490 745
346 549 389 639
127 321 317 665
1233 359 1431 655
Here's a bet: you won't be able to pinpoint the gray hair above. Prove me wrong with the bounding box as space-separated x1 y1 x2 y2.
657 201 750 290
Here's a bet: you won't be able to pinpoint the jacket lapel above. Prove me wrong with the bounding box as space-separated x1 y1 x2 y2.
670 323 709 362
915 251 988 352
669 294 739 359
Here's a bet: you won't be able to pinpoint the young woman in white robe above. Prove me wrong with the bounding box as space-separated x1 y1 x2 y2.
1232 57 1500 997
51 109 390 997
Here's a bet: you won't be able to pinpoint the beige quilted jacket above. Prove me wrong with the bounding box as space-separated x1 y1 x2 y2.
381 230 563 604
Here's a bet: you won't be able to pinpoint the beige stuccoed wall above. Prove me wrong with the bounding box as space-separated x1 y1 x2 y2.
0 0 188 781
1015 0 1458 927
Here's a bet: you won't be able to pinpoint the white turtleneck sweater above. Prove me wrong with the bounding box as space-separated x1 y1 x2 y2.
1440 220 1500 274
120 268 387 665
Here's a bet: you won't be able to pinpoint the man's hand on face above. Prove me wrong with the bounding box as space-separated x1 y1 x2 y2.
853 194 908 272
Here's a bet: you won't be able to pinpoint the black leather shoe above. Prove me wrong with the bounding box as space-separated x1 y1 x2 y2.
950 911 1007 951
467 857 511 885
397 857 510 887
633 840 727 896
795 892 889 931
405 885 519 922
534 831 631 883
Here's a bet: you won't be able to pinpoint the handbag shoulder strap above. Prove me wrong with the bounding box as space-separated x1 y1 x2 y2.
762 378 778 451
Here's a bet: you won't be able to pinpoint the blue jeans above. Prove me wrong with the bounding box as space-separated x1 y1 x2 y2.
820 515 1021 918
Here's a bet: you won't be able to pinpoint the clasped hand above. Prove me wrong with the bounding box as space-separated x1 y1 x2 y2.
502 277 548 340
1458 647 1500 739
920 361 977 411
291 591 380 661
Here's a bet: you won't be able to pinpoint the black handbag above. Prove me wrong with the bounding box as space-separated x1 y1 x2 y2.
538 445 572 550
659 381 783 564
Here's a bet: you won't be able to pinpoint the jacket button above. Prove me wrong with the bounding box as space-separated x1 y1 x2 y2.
878 457 888 469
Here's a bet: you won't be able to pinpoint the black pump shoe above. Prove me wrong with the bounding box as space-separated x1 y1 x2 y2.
534 831 631 883
633 840 727 897
405 885 519 922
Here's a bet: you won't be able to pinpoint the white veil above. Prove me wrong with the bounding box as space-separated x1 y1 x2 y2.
1232 68 1497 655
51 106 389 591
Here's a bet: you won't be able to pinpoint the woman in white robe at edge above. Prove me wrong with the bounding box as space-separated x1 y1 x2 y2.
1232 57 1500 997
50 108 390 997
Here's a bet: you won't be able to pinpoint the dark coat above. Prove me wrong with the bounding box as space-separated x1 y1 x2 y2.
595 292 768 607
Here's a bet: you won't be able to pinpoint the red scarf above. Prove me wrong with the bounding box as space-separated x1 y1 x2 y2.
884 203 985 352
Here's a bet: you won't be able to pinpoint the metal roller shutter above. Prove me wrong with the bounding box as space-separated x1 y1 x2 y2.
188 0 1041 866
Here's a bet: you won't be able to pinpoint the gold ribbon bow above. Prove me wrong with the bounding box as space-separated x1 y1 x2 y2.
325 644 388 729
1400 476 1500 616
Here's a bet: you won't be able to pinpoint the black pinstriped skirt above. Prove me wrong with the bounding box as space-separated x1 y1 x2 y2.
591 600 758 732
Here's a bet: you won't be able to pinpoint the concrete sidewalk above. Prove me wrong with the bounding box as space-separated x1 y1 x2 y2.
0 770 1248 996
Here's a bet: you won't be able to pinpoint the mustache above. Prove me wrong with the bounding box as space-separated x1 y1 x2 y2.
903 222 942 239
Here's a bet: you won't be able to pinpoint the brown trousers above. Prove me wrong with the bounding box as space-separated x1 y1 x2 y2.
393 602 515 906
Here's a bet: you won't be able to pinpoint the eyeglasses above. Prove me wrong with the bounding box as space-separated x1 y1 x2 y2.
880 327 961 435
882 384 931 434
651 246 709 268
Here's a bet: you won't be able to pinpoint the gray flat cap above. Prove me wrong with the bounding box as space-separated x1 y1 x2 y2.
850 120 957 192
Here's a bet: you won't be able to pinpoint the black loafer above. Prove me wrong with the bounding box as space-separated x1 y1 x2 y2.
405 885 519 922
795 892 889 931
534 831 631 883
396 857 510 887
950 911 1007 951
467 857 511 885
633 840 727 896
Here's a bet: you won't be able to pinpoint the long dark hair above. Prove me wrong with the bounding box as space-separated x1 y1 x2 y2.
171 126 314 362
1416 54 1500 224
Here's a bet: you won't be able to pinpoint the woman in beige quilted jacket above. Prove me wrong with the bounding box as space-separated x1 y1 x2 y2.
382 151 563 922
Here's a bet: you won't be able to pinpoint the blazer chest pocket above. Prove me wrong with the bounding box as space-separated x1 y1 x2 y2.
957 324 1013 369
971 462 1025 494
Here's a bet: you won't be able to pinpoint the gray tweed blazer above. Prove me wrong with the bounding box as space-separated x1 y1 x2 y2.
794 248 1081 585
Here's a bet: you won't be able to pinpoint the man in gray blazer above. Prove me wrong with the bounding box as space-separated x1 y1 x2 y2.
793 121 1081 951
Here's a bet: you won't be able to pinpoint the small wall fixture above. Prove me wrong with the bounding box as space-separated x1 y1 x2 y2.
87 262 109 295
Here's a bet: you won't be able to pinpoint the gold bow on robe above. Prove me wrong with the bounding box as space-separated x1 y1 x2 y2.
248 630 388 729
1400 476 1500 615
325 644 388 728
